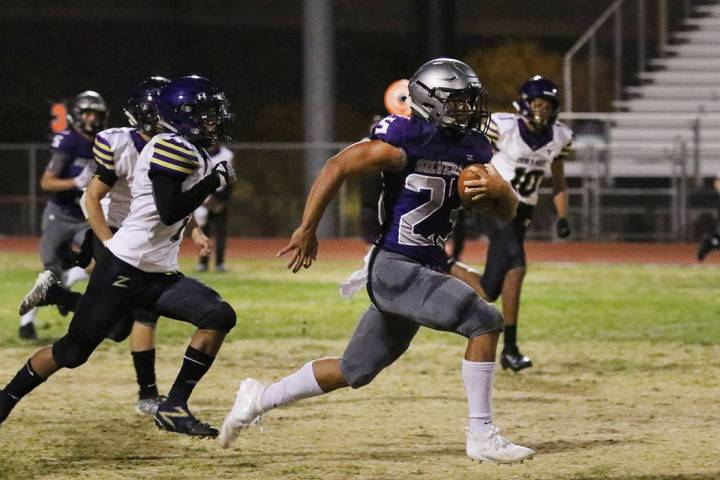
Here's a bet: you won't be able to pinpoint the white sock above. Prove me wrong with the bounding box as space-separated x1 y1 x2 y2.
63 267 89 288
20 308 37 326
259 361 324 412
462 359 495 434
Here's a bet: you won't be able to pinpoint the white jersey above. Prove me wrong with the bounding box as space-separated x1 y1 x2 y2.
210 144 234 167
486 113 573 206
93 127 147 228
106 133 212 272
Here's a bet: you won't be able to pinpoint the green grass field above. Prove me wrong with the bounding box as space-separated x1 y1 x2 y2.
0 253 718 479
2 254 719 346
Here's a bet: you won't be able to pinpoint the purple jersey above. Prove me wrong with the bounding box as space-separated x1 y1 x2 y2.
370 115 493 268
47 129 94 217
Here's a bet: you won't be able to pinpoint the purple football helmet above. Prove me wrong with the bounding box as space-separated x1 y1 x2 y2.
124 76 171 134
514 75 560 131
157 75 233 147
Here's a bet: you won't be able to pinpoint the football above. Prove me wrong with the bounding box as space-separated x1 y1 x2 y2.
457 164 498 210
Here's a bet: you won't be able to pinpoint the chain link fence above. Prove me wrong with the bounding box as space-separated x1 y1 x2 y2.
0 140 717 241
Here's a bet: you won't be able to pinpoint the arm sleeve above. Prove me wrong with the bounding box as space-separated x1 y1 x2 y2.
150 170 221 225
46 151 72 175
95 162 118 187
212 183 233 202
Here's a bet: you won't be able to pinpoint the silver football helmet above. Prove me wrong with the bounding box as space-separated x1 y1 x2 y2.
408 58 490 135
72 90 108 134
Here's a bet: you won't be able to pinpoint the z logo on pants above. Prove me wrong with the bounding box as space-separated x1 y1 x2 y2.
112 275 130 288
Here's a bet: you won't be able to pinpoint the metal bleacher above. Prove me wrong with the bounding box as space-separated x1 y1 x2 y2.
610 1 720 178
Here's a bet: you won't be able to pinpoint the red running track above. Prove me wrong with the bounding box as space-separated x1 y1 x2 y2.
0 237 717 265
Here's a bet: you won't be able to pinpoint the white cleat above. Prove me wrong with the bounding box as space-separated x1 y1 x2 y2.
18 271 57 316
218 378 266 448
466 424 535 464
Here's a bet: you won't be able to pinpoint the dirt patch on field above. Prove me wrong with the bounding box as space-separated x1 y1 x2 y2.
0 339 717 480
1 237 718 265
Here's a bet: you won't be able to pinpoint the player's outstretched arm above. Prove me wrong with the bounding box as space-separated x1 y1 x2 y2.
40 152 84 192
83 177 113 242
278 140 406 273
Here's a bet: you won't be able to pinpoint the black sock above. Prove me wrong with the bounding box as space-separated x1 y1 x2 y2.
503 325 518 351
4 360 46 404
45 285 82 312
166 346 215 405
132 349 158 400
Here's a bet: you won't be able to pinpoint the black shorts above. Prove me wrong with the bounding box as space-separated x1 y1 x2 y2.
75 227 118 268
66 251 228 353
480 203 534 300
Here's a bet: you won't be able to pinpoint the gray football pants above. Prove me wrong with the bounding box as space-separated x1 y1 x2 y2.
40 203 89 276
340 249 504 389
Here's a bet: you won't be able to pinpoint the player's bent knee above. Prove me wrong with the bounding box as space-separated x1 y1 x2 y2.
345 370 377 389
340 359 380 389
460 299 504 338
484 289 501 303
198 301 236 332
52 337 91 369
479 278 501 302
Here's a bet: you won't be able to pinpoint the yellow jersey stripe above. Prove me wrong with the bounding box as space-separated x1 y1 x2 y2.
93 147 114 162
150 158 194 175
157 138 196 157
95 157 115 170
94 138 113 154
153 146 199 167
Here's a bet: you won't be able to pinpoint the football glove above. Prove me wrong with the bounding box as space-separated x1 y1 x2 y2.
556 217 571 238
211 160 237 187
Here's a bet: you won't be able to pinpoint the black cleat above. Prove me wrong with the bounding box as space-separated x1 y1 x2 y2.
154 402 218 438
697 235 719 262
18 323 37 341
500 348 533 372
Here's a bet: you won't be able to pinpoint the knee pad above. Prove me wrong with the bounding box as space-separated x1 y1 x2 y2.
52 336 91 369
105 315 134 343
131 308 159 327
458 296 504 338
198 301 236 332
340 360 377 389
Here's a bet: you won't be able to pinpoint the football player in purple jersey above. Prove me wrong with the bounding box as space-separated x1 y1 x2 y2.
19 91 108 340
219 59 535 464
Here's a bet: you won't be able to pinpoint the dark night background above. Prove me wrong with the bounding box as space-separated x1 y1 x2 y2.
1 0 660 143
1 1 708 239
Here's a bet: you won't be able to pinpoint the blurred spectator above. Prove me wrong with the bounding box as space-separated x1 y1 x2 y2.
697 172 720 261
195 144 234 272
